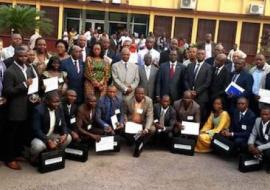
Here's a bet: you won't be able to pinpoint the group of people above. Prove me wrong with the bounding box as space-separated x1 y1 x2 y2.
0 31 270 174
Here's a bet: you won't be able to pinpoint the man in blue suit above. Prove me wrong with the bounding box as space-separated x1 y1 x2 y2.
95 85 125 135
221 97 256 152
61 45 84 104
156 50 185 102
227 58 253 113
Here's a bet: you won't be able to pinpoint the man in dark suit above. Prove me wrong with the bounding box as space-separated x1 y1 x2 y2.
221 97 256 152
184 49 212 122
210 53 231 104
30 91 72 161
153 95 176 147
3 46 33 170
227 58 254 114
248 108 270 173
77 35 90 63
159 38 183 65
95 85 125 135
61 45 84 104
61 90 80 142
156 50 185 102
101 37 120 64
204 44 232 66
266 72 270 90
138 53 158 100
197 33 216 59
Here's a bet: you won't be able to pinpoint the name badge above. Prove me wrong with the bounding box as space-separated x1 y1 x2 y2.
115 109 120 114
70 117 76 124
58 77 64 83
87 124 92 130
59 120 62 126
136 109 143 114
187 116 194 121
241 125 247 130
265 135 269 141
154 119 159 123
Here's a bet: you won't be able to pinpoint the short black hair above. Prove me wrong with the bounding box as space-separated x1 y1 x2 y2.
55 39 69 52
44 90 59 102
46 56 61 71
89 41 104 58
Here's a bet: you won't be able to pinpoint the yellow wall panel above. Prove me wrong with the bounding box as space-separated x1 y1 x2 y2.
129 0 151 7
197 0 219 12
220 0 242 14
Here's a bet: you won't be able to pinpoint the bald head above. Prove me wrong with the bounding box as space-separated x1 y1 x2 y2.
214 44 225 57
121 47 130 62
215 53 227 67
78 35 87 48
71 45 82 60
101 37 110 50
66 89 77 104
255 54 266 69
170 38 178 50
11 33 22 47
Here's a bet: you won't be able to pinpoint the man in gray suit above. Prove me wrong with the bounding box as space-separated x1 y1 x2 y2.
184 49 212 122
138 53 158 100
248 107 270 173
112 48 139 100
156 50 185 102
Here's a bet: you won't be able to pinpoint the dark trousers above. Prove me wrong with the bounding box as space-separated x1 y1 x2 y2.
0 105 7 160
153 131 173 148
234 137 248 153
198 101 209 125
263 149 270 166
5 120 27 162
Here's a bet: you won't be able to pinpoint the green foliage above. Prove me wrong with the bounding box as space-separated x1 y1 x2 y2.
0 5 53 36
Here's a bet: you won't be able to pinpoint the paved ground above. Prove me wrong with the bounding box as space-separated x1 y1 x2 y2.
0 146 269 190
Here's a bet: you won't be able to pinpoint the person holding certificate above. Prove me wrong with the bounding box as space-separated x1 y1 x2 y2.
124 87 154 157
96 85 125 135
153 95 176 147
195 98 230 153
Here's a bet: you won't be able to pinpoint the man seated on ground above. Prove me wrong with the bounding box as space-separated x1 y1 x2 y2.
124 87 154 157
153 95 176 147
173 90 200 135
30 91 72 162
95 85 125 135
248 107 270 173
221 97 256 153
61 90 80 142
76 95 102 143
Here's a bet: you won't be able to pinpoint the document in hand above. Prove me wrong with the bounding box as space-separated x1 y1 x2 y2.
125 122 143 134
95 136 114 152
28 77 39 95
181 121 200 136
258 89 270 104
225 82 245 96
111 115 118 130
43 77 59 93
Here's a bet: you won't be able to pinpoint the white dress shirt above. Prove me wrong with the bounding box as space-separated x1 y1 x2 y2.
2 45 14 60
47 109 56 136
144 65 151 80
205 43 212 59
262 121 270 136
138 48 160 66
81 47 86 62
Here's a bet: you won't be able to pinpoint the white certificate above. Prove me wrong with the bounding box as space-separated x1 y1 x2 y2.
27 77 39 95
43 77 59 93
259 89 270 104
111 115 118 129
181 121 200 136
95 136 114 152
125 122 143 134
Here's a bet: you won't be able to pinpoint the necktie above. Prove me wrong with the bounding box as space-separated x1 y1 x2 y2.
74 60 80 74
124 62 128 70
193 63 200 80
160 109 165 127
240 112 244 121
215 67 219 76
232 73 238 82
170 63 175 79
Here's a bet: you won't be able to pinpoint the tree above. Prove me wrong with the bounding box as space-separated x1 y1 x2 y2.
0 5 53 36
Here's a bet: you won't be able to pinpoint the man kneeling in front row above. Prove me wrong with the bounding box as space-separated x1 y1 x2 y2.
30 91 72 162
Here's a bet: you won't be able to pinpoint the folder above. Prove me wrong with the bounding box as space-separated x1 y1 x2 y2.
181 121 200 136
125 122 143 134
258 89 270 104
225 82 245 96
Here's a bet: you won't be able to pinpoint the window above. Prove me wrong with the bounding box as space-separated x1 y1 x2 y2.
197 19 216 43
240 22 260 55
174 17 193 43
217 21 237 52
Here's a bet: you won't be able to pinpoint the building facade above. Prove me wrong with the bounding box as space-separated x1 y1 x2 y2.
0 0 270 59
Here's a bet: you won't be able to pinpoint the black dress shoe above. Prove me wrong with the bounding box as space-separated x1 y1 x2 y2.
133 140 144 158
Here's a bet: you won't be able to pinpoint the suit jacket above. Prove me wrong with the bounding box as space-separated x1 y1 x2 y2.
61 100 78 132
61 57 84 103
138 65 158 100
230 70 253 98
106 49 120 64
153 104 176 132
32 103 68 143
197 42 216 58
231 109 256 140
3 57 14 68
184 62 212 103
266 72 270 90
112 60 139 99
248 118 270 151
124 96 154 130
159 49 183 65
205 57 232 66
156 62 185 102
210 66 231 101
77 104 97 130
96 95 125 128
3 63 30 121
173 99 200 123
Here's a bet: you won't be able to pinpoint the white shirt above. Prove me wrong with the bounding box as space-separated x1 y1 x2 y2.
129 52 138 64
144 65 151 80
138 48 160 66
216 65 224 75
14 61 28 80
205 43 212 59
227 49 247 61
119 36 132 46
84 31 92 41
161 107 169 115
47 109 56 136
81 47 86 62
2 45 14 60
262 121 270 135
